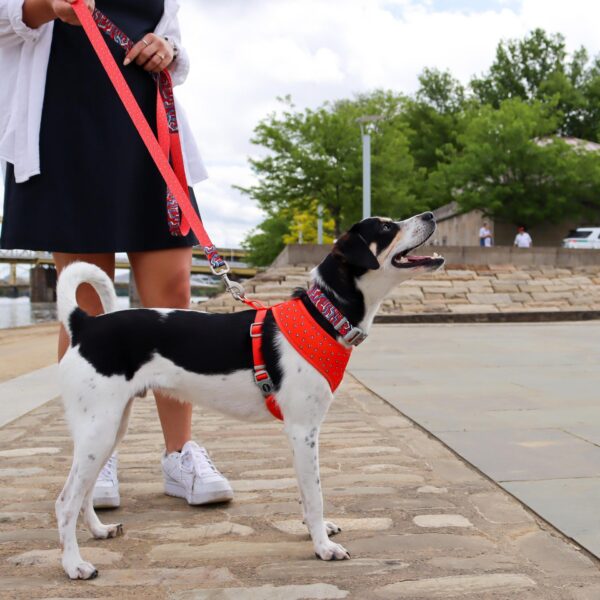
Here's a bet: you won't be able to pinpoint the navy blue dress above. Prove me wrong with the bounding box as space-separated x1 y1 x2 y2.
1 0 199 253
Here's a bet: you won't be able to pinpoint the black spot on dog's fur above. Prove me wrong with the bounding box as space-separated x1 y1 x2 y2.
70 308 283 390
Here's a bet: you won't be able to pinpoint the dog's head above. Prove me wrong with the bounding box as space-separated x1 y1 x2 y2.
332 212 445 279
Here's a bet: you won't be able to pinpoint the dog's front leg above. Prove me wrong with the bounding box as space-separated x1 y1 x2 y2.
285 423 350 560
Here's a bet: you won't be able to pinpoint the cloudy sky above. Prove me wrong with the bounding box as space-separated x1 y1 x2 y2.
3 0 600 248
175 0 600 246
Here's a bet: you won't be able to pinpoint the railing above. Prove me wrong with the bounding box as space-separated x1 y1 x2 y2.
0 248 255 278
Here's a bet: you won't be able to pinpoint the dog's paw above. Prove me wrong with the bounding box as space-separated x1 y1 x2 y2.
107 523 124 538
325 521 341 537
65 561 98 580
91 522 124 540
314 540 350 561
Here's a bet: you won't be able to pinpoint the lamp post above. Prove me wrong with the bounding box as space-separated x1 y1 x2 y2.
317 204 323 244
356 115 383 220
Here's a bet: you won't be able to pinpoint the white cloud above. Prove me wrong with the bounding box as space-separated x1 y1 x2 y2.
180 0 600 246
4 0 600 249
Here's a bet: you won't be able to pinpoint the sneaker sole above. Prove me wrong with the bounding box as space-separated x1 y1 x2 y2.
164 481 234 505
93 495 120 509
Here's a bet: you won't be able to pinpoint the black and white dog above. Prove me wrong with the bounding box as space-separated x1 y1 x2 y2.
55 212 444 579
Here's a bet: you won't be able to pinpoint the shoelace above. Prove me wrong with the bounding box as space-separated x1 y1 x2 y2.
182 446 220 477
97 454 117 483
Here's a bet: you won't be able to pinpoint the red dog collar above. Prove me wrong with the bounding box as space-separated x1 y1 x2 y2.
250 299 352 421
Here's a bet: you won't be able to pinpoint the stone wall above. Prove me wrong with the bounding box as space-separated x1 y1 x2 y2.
431 201 584 247
382 265 600 315
430 204 488 247
271 243 600 268
199 263 600 316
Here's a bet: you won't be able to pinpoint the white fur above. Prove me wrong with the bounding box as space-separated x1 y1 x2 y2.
56 262 116 336
54 216 443 579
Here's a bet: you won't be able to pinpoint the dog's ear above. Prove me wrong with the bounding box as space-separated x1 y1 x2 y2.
334 231 380 270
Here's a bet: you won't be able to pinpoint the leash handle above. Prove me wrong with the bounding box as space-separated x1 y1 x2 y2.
71 0 222 259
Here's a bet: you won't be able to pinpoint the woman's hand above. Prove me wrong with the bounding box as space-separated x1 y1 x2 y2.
124 34 174 73
50 0 95 26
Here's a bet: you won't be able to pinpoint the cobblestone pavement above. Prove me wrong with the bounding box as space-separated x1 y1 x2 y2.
1 376 600 599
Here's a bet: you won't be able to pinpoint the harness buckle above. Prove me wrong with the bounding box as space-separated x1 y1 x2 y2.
334 317 367 346
342 326 368 346
254 367 274 396
249 321 264 338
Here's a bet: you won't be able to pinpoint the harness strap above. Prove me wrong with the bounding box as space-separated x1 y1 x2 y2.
72 0 226 269
250 309 284 421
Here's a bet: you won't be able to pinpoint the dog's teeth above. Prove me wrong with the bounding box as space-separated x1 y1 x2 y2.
432 252 439 258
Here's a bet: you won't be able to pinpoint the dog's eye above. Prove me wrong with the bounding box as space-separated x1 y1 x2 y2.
381 223 392 232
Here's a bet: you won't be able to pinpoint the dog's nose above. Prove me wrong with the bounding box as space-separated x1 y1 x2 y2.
421 212 434 222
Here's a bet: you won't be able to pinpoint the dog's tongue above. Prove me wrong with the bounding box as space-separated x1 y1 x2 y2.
407 255 428 262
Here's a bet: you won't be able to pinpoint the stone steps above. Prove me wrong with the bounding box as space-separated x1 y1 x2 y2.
197 263 600 315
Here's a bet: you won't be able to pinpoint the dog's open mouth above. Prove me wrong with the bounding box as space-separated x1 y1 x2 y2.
392 249 444 269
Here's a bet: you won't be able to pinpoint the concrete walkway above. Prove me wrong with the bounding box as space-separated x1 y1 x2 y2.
350 322 600 562
1 324 600 598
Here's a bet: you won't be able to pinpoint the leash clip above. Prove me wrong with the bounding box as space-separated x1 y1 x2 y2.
221 273 246 303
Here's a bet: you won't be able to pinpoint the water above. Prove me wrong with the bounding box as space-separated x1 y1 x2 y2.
0 296 209 330
0 297 130 329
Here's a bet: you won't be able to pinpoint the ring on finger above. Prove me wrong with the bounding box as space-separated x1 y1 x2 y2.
142 38 150 47
156 53 165 60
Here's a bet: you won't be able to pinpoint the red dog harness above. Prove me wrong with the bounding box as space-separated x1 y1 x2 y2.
250 288 367 421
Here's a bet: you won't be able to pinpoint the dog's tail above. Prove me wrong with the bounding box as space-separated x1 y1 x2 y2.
57 262 117 339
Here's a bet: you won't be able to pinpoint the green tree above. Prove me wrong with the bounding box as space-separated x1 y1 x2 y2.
470 28 600 140
438 99 600 226
403 69 467 172
242 210 290 266
238 92 425 238
471 29 568 106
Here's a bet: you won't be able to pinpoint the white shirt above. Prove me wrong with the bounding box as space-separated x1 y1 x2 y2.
514 232 532 248
0 0 207 184
479 226 491 239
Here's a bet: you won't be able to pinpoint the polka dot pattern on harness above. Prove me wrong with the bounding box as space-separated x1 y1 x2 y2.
272 299 352 392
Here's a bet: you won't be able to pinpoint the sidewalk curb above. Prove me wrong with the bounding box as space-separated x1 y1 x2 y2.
374 310 600 324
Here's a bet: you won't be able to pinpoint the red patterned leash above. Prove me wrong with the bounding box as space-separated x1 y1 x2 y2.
92 8 187 237
72 0 249 302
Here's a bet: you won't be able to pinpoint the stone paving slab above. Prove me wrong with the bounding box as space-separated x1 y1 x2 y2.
0 365 59 428
350 322 600 566
503 479 600 557
1 372 600 598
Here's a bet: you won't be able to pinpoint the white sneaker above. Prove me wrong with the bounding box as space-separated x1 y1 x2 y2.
93 453 120 509
162 441 234 505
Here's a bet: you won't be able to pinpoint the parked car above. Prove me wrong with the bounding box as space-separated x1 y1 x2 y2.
562 227 600 249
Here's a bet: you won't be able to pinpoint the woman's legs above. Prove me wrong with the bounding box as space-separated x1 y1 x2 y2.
127 247 193 453
53 253 116 360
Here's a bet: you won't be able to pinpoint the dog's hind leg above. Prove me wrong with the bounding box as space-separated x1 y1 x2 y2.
56 388 128 580
82 398 134 540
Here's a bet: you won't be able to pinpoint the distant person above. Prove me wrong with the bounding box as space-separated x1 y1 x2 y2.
479 222 493 247
514 227 533 248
